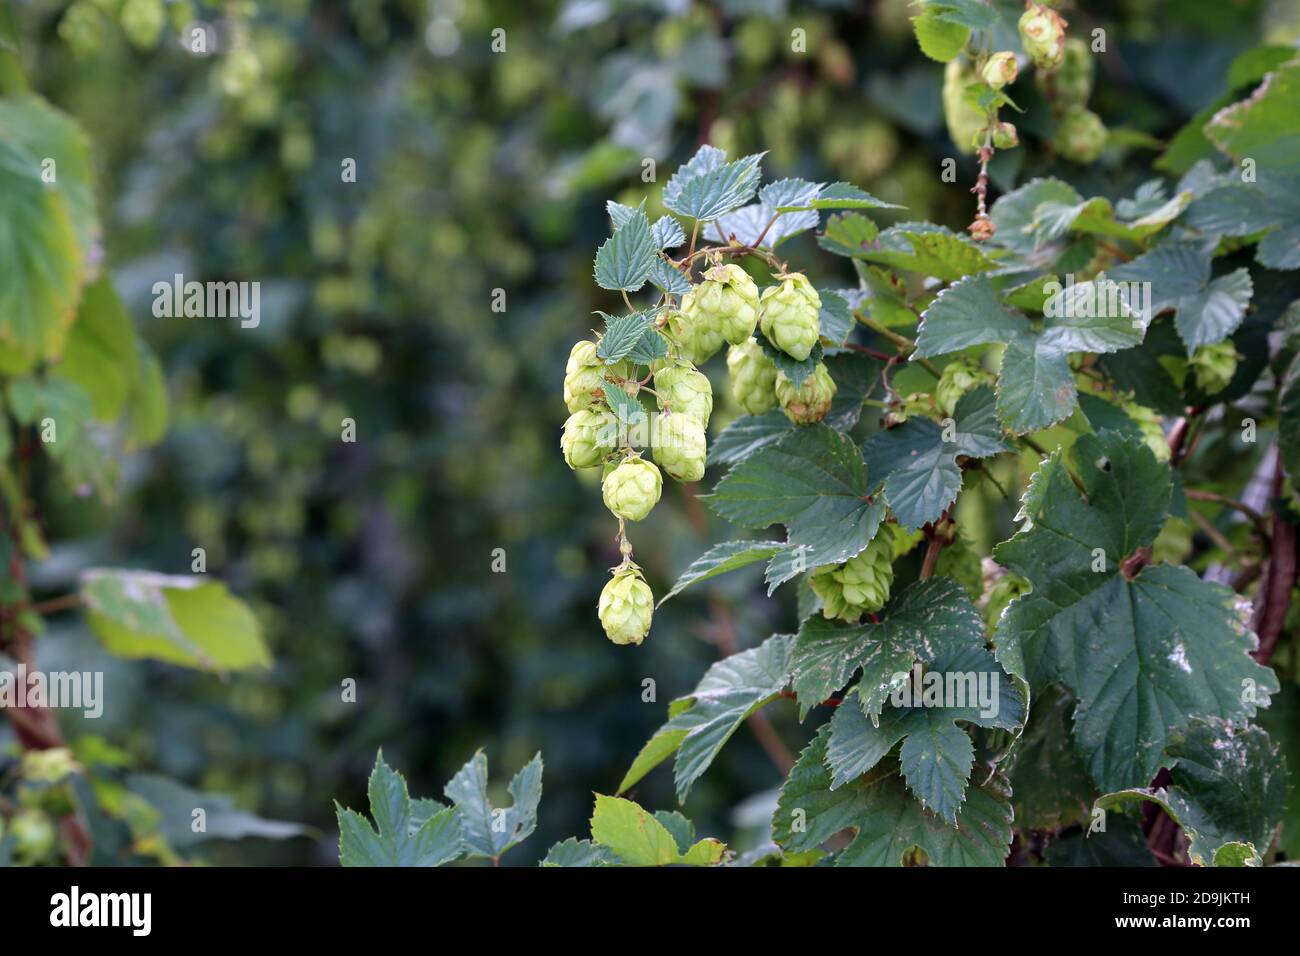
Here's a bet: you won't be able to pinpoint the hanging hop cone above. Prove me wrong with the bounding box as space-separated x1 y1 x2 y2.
598 566 653 646
759 273 822 361
601 455 662 521
653 360 714 427
727 339 779 415
775 364 836 424
810 524 898 622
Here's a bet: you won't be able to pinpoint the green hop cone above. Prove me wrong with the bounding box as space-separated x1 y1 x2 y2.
991 120 1019 150
666 302 726 365
982 51 1019 90
942 60 984 156
936 356 995 415
693 263 760 346
810 524 898 622
775 364 836 424
652 412 707 483
561 408 613 470
653 361 713 427
1018 3 1067 71
1189 340 1238 395
1051 37 1094 107
598 566 653 646
1051 106 1107 164
726 339 778 415
1123 402 1170 461
10 809 56 864
120 0 165 50
564 340 606 413
601 455 662 521
759 273 821 361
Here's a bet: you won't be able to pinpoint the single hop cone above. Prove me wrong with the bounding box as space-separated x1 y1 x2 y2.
982 51 1019 90
666 302 726 365
759 273 821 361
564 340 606 413
1018 3 1067 71
727 339 779 415
601 455 662 521
775 364 836 424
990 120 1019 149
810 524 898 622
1123 402 1170 462
598 566 653 646
1051 38 1094 107
692 263 760 346
936 356 995 415
943 60 984 156
653 361 714 427
652 412 707 483
561 408 612 470
1051 106 1107 164
1189 341 1238 395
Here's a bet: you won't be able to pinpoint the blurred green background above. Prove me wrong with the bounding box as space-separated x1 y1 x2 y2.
12 0 1298 863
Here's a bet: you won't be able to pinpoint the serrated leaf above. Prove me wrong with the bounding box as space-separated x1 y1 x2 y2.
594 205 658 292
651 215 687 249
914 275 1032 357
659 540 787 605
772 724 1012 866
540 838 618 867
989 178 1083 257
861 387 1006 530
763 499 885 595
823 349 884 431
590 795 724 865
79 569 270 671
777 181 902 212
444 750 543 859
706 425 879 568
647 257 693 296
662 145 764 222
911 8 970 63
818 212 881 258
1108 241 1253 353
826 644 1022 823
597 310 655 362
993 432 1279 791
1205 59 1300 176
617 634 793 802
996 333 1076 434
818 290 854 346
601 380 649 428
789 577 983 719
1095 719 1286 866
862 224 998 281
708 410 796 467
336 751 464 867
1006 684 1096 831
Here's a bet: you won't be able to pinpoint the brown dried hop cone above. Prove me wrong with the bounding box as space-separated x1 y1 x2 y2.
598 565 653 646
726 339 779 415
775 363 836 424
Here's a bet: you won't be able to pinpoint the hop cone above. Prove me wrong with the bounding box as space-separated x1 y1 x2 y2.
1018 3 1067 70
943 60 983 155
561 408 612 470
936 356 994 415
693 263 760 346
1190 341 1238 395
667 302 726 365
759 273 821 361
564 340 606 413
598 566 653 646
727 339 778 415
601 456 662 521
1051 106 1107 164
653 361 713 427
810 524 898 622
1051 38 1094 107
652 412 707 483
775 364 836 424
982 51 1018 90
